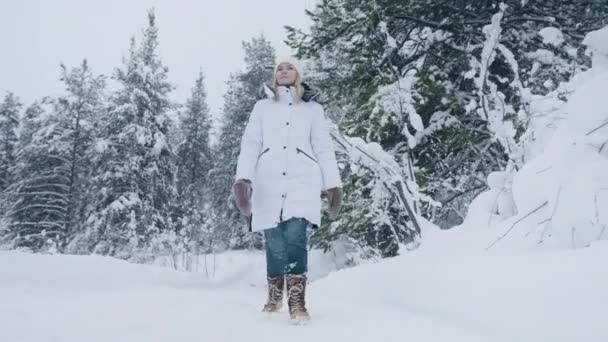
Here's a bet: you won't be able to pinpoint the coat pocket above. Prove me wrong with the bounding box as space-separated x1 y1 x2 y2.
257 147 270 161
296 147 318 164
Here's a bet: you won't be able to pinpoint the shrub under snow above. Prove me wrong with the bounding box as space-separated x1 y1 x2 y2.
457 26 608 251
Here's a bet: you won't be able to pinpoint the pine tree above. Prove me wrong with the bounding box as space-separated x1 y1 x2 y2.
208 35 275 250
0 92 21 195
0 92 22 242
3 61 105 252
4 98 69 251
286 0 608 236
310 162 408 259
53 60 106 252
86 10 177 260
174 71 213 260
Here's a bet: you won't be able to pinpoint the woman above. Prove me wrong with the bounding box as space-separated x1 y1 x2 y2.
232 56 343 322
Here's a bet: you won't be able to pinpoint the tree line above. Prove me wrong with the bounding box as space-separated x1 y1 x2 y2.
1 2 606 262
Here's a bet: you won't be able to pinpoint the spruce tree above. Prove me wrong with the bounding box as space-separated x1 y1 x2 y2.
54 60 106 252
0 92 21 195
208 35 275 250
286 0 608 238
174 71 213 258
3 61 105 252
4 98 69 251
0 92 21 240
86 10 177 259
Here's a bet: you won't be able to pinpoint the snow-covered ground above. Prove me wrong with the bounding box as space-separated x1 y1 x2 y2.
2 240 607 342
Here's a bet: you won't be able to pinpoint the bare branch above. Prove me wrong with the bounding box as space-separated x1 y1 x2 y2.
586 117 608 136
600 140 607 154
443 184 487 204
536 166 553 174
537 186 563 243
486 200 548 250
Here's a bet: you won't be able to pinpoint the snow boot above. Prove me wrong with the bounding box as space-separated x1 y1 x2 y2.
262 276 284 313
286 275 310 322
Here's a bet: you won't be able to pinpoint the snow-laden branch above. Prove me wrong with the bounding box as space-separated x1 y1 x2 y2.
328 124 426 240
468 3 522 166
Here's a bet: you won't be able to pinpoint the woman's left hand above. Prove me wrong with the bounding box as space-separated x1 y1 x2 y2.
324 187 342 219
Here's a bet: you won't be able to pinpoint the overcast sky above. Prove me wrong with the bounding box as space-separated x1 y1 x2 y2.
0 0 316 121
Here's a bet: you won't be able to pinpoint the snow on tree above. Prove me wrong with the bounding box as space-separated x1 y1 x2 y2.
171 71 214 268
3 61 105 253
583 26 608 71
3 98 69 252
463 25 608 251
50 61 107 252
0 92 21 194
208 35 275 250
84 10 177 260
0 92 21 239
287 0 608 238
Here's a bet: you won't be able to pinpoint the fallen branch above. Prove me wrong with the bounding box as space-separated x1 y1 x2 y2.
536 166 553 174
486 201 549 250
586 118 608 136
537 186 563 243
536 218 551 225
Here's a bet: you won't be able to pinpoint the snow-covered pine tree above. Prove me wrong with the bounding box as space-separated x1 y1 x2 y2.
0 92 21 195
3 61 105 253
287 0 608 234
310 160 410 259
85 10 177 260
173 71 213 263
0 92 21 238
52 60 106 253
286 2 428 257
208 35 275 250
3 98 70 251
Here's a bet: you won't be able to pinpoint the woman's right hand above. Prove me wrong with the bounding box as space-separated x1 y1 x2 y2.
233 179 252 216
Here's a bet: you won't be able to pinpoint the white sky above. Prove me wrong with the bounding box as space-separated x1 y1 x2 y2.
0 0 316 121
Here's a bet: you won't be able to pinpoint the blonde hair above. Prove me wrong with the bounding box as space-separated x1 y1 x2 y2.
271 68 305 103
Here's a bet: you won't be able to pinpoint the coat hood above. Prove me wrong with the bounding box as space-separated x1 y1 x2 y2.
259 82 322 103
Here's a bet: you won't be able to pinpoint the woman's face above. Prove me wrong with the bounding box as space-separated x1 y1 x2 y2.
275 63 297 86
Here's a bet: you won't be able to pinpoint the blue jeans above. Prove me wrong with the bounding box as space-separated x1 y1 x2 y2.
264 217 308 278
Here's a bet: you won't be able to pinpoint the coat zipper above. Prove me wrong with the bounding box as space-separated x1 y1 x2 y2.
257 147 270 161
296 147 318 163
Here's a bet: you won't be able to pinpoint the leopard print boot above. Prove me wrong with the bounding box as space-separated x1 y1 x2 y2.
262 276 284 313
286 275 310 322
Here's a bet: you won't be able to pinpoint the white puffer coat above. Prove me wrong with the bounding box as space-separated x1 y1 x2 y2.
235 85 342 232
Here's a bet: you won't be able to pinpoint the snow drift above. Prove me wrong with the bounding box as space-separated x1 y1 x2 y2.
456 26 608 251
2 242 608 342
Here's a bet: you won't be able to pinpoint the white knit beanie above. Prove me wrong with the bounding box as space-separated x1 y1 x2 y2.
274 55 304 79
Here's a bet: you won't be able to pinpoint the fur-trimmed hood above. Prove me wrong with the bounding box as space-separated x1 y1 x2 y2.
259 82 322 103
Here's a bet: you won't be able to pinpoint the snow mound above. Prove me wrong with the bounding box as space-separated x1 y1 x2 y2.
583 26 608 70
453 26 608 251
